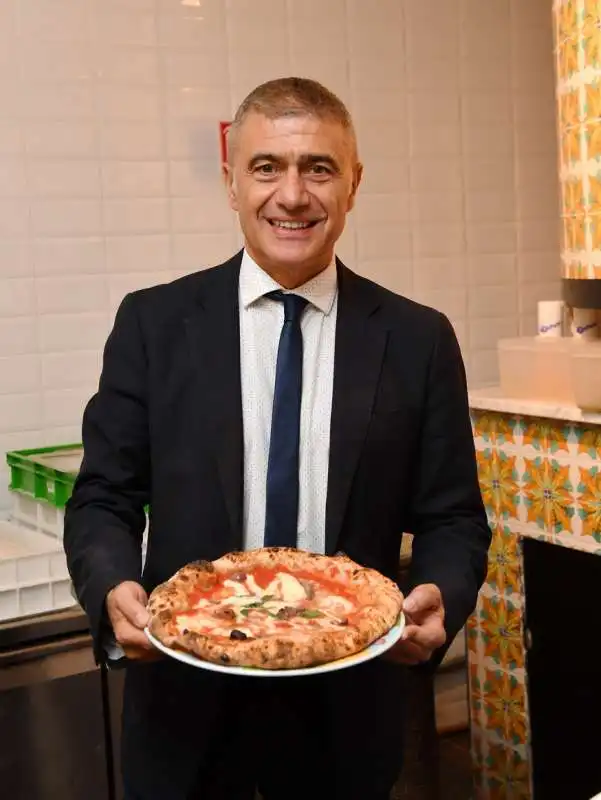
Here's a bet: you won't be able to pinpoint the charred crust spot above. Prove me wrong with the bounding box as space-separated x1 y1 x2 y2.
224 551 245 563
220 654 230 663
189 560 214 572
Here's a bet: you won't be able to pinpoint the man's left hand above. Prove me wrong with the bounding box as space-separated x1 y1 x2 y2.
386 583 446 666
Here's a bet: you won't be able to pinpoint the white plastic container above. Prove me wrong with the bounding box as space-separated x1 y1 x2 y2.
498 337 575 404
569 340 601 411
9 491 65 539
0 520 74 622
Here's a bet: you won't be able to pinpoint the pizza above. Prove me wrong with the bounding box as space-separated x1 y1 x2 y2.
147 547 404 670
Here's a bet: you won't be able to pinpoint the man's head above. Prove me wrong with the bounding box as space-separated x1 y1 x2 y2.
223 77 362 288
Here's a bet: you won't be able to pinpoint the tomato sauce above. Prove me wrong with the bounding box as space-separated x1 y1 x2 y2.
187 564 355 607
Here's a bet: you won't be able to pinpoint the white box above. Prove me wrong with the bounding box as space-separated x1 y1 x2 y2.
9 491 65 539
0 519 75 622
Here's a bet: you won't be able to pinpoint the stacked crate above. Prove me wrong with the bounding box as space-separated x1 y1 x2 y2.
2 445 148 622
7 445 81 538
1 445 83 622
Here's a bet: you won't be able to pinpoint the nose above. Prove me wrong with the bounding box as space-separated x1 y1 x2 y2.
275 168 310 210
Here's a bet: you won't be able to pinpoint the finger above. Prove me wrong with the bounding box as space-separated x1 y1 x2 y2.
113 618 154 651
403 584 442 619
402 620 446 652
386 640 429 665
113 588 150 629
122 644 163 662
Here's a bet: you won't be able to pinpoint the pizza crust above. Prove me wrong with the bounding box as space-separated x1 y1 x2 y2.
147 548 403 670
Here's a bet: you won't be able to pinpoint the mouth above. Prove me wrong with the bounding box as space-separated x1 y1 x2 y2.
266 219 323 231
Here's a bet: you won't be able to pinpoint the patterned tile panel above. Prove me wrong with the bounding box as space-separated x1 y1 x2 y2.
469 408 601 798
554 0 601 278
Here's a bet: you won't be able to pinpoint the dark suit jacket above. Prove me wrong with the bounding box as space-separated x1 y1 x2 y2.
64 251 490 798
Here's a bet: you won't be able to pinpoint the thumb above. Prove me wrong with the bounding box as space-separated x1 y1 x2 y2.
115 582 150 629
403 583 441 617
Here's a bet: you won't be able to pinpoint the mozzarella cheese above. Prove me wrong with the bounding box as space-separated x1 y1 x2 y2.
193 597 213 609
175 612 217 634
244 574 264 596
224 594 257 607
223 579 249 596
318 595 354 614
263 572 307 603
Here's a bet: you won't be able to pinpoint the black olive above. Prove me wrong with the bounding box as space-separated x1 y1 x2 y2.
220 654 230 663
230 629 247 640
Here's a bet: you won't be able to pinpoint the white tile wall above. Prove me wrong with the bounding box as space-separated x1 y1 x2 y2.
0 0 561 513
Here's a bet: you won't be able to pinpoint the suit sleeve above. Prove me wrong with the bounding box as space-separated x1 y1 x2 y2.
407 312 491 661
64 292 150 662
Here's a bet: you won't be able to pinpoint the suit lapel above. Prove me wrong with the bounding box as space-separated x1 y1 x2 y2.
184 253 244 550
325 263 388 554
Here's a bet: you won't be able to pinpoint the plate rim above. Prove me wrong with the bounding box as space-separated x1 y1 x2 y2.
143 611 405 678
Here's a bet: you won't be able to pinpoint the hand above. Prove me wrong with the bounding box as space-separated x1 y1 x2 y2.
386 584 446 666
105 580 160 662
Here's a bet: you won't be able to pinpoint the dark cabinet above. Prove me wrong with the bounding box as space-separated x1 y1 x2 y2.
0 610 124 800
523 537 601 800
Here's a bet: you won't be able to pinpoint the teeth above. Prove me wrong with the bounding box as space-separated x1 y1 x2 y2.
272 220 312 229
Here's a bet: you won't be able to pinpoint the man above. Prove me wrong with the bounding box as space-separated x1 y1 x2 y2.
64 77 490 800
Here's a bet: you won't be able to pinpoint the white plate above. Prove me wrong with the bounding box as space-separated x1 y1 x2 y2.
144 612 405 678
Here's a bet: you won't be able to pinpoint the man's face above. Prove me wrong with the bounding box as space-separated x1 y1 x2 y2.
223 111 362 285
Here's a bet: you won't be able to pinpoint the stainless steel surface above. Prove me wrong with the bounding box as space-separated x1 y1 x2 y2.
0 609 120 800
0 607 88 650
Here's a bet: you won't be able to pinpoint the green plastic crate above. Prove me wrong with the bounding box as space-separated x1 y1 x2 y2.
6 444 83 509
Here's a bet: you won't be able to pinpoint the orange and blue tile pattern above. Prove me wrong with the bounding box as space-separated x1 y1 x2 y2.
469 408 601 798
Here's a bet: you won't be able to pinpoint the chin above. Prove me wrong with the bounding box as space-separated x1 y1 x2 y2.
263 238 326 265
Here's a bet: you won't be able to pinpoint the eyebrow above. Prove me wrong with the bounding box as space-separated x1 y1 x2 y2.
247 153 342 173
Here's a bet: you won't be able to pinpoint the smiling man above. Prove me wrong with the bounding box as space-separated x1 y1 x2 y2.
64 78 490 800
223 88 361 289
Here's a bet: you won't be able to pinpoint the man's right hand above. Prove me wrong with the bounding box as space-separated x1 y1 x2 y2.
105 580 160 662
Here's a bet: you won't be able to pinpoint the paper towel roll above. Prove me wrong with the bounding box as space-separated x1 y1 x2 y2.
570 307 599 339
537 300 564 337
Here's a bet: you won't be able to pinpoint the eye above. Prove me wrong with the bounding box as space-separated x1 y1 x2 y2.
254 163 277 176
307 163 333 178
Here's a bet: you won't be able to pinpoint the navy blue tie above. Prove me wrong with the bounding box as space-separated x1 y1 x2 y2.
264 291 309 548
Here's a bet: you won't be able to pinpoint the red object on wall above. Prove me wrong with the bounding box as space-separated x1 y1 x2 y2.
219 121 232 162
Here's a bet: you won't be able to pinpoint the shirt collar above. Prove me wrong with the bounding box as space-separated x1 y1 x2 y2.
239 249 337 315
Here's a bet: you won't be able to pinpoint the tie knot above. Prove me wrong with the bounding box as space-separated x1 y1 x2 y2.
269 290 309 323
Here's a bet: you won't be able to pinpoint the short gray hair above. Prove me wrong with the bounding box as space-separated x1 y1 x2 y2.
227 77 357 162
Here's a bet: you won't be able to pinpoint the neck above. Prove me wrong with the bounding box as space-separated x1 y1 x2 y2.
246 250 333 289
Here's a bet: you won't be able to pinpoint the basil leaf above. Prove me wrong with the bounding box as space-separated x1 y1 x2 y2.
241 606 276 618
299 609 324 618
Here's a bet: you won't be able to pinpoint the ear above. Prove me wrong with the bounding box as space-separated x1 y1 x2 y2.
346 162 363 212
222 162 239 211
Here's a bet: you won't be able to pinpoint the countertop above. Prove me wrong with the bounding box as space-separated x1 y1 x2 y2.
468 385 601 425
